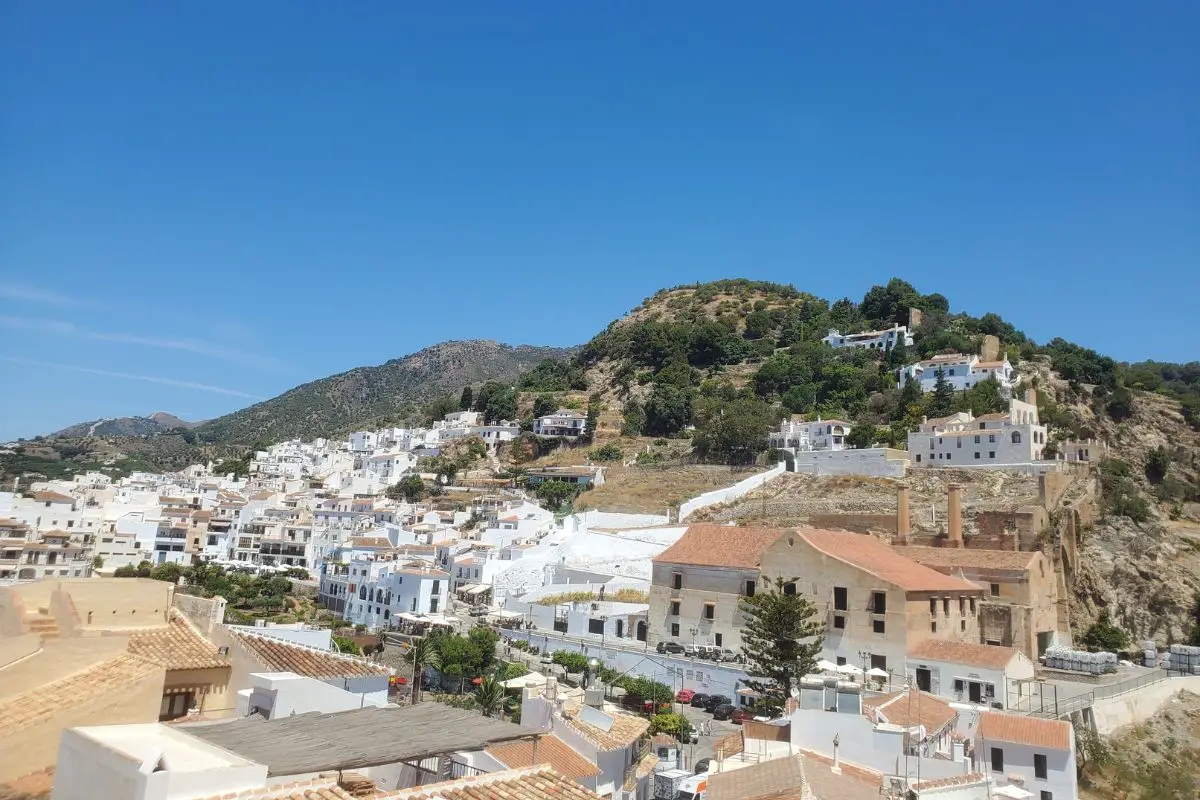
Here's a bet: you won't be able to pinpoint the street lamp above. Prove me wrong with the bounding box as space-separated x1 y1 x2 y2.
858 649 870 685
689 628 698 659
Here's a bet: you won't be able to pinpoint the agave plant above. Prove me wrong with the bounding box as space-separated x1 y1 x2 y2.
473 676 506 718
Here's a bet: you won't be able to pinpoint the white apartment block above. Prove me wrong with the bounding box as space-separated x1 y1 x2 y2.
898 353 1017 394
767 418 854 452
823 324 913 352
909 393 1048 468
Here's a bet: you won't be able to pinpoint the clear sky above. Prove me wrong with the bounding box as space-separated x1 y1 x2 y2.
1 2 1196 441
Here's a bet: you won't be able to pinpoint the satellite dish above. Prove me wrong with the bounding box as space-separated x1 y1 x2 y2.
790 687 799 698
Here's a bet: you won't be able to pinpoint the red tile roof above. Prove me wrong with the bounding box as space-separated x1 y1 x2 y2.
862 689 956 732
653 525 786 569
486 735 599 780
797 529 980 592
32 491 74 504
127 613 231 671
907 639 1023 670
978 713 1071 749
378 767 602 800
228 630 389 679
893 546 1038 572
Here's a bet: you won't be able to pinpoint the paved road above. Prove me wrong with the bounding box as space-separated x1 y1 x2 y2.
672 702 740 770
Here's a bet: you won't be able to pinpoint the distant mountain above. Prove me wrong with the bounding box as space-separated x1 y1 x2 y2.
190 340 575 445
149 412 199 430
51 415 180 438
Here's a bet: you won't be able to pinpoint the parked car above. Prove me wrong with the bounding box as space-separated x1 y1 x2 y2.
696 645 721 660
717 649 743 663
730 707 749 724
711 703 737 721
675 688 695 703
467 606 489 617
704 694 732 712
657 641 686 655
540 652 553 665
679 725 699 744
693 759 711 775
689 693 711 708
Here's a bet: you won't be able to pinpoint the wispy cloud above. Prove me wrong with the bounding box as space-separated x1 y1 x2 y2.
0 283 89 308
0 315 283 370
0 356 264 400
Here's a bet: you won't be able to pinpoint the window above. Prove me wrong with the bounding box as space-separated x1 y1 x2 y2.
672 572 682 590
703 602 715 620
991 747 1004 772
1012 431 1022 444
670 600 681 616
970 597 977 613
671 623 680 637
989 451 996 459
783 582 796 596
1034 754 1048 780
974 435 980 444
930 598 937 616
744 580 756 597
985 683 996 699
871 591 886 614
872 619 885 634
916 454 921 463
588 618 604 635
931 621 937 633
975 452 981 459
715 633 722 646
990 583 1000 596
961 619 966 631
956 439 961 448
836 656 846 666
834 615 845 629
942 598 950 616
1040 793 1052 800
834 586 848 611
953 679 964 693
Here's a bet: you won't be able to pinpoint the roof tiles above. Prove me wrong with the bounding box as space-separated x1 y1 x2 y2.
893 546 1038 572
653 524 786 569
862 689 956 732
486 735 599 780
127 614 231 671
229 629 389 679
378 767 602 800
798 529 980 593
907 639 1022 670
978 713 1071 750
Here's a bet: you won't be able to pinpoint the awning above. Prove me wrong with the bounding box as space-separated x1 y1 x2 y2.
500 670 547 689
467 585 491 595
457 583 480 593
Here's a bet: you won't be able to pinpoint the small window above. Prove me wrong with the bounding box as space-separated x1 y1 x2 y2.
975 452 981 459
916 454 921 463
970 597 977 613
953 679 964 692
930 598 937 616
588 618 604 635
1040 793 1052 800
703 602 715 621
783 582 797 596
942 598 950 616
974 435 980 444
670 600 681 616
672 572 682 590
872 591 886 614
990 583 1000 597
715 633 722 647
744 580 755 597
959 597 965 615
872 619 885 634
960 619 966 631
834 586 848 611
834 615 845 629
931 621 937 633
991 747 1004 773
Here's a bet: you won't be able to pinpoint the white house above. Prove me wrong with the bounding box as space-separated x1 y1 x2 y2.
823 324 913 352
532 409 587 438
348 431 378 452
767 417 854 452
345 562 451 630
905 639 1036 710
909 392 1049 468
976 713 1077 800
898 353 1017 394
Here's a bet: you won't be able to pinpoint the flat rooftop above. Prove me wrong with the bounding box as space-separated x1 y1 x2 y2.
74 723 259 771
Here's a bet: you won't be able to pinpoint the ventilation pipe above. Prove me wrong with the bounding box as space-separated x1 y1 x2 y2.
947 484 964 548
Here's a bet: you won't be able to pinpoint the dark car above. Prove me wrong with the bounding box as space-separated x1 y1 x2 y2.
693 759 711 775
711 703 737 721
689 693 711 708
657 641 686 655
704 694 732 712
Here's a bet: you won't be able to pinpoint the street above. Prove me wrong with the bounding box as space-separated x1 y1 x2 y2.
674 702 740 770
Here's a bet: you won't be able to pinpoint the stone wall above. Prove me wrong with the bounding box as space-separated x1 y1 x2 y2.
807 513 897 535
173 593 227 637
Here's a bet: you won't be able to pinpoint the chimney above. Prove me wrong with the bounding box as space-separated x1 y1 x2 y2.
947 484 964 548
1024 387 1037 406
895 484 911 545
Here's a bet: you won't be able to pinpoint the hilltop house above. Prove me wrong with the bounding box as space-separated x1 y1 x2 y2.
908 392 1048 468
897 353 1017 394
533 410 587 438
823 325 913 352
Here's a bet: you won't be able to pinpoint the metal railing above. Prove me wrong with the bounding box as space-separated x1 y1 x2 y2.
1020 668 1176 718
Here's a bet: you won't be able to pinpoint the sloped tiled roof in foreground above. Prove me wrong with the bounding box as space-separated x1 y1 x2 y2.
378 767 602 800
653 524 785 569
228 628 389 679
128 613 231 671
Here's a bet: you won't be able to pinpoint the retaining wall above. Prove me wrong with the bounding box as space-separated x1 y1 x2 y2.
679 463 786 521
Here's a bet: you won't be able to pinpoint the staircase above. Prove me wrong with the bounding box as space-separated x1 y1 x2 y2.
26 608 60 639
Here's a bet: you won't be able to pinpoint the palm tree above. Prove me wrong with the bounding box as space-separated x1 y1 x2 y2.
404 636 441 705
473 676 506 718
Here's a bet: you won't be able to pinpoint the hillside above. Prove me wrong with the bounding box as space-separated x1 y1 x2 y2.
50 412 198 439
190 340 574 445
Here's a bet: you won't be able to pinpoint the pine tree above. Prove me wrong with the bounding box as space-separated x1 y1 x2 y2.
927 367 955 418
459 386 474 411
900 372 923 407
739 576 825 716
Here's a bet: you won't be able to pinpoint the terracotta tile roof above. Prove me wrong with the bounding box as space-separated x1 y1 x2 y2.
977 712 1071 749
653 524 786 569
194 776 357 800
862 689 956 732
974 412 1011 422
912 773 987 790
349 537 390 548
486 735 600 779
796 752 882 798
894 546 1038 572
975 361 1008 369
564 705 650 750
0 653 162 738
0 517 30 528
32 491 74 503
228 629 389 679
127 613 231 671
378 767 601 800
708 754 808 800
907 639 1022 670
797 529 980 592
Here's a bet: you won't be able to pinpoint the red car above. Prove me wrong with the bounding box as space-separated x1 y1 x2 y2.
730 708 749 724
675 689 695 703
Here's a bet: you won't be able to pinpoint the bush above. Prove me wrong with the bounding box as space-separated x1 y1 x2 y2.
552 651 590 673
1080 613 1129 653
649 712 693 741
1145 447 1170 484
590 443 623 462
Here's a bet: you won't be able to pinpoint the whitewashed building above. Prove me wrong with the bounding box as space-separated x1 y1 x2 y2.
909 393 1049 468
767 417 854 452
532 410 587 438
898 353 1017 394
823 324 913 352
976 713 1077 800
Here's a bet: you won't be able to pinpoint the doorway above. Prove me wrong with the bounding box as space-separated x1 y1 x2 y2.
636 620 648 641
968 682 982 703
616 619 624 638
916 668 931 692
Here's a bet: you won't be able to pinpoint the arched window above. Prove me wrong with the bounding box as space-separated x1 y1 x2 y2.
1012 431 1022 444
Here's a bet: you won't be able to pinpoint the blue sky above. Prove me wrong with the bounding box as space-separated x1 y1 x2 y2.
2 2 1196 441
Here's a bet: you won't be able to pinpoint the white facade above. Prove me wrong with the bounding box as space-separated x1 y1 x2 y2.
909 396 1048 468
823 325 913 352
976 715 1077 800
767 418 853 452
532 410 587 438
898 353 1017 394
